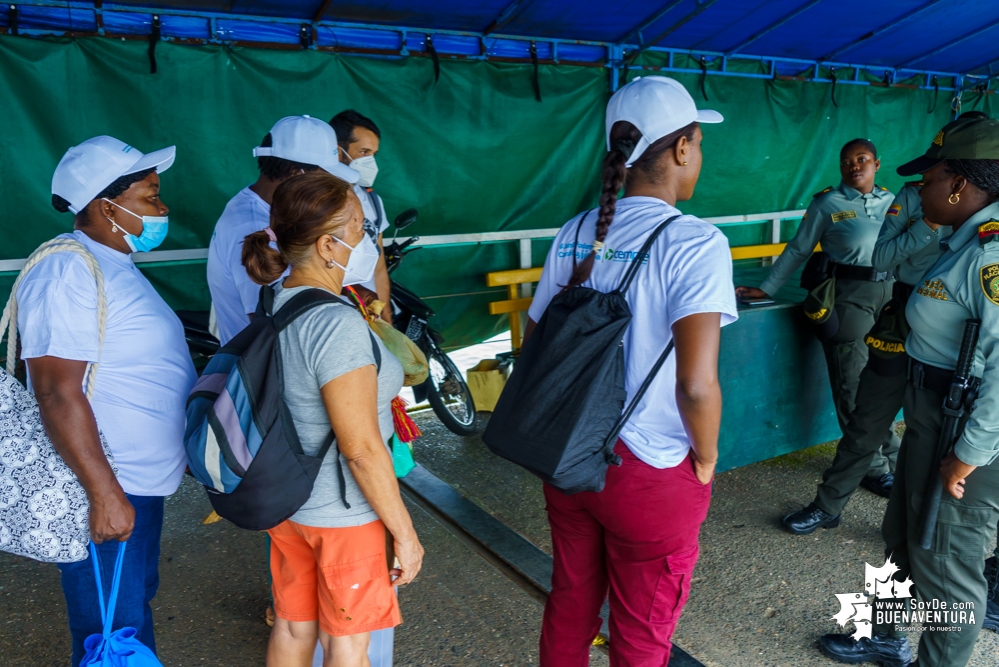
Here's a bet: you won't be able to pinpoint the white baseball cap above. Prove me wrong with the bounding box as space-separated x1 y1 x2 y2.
253 115 359 184
606 76 723 166
52 136 176 214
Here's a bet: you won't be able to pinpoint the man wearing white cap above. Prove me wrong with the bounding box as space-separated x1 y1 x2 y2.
524 77 735 665
17 136 196 666
207 115 359 345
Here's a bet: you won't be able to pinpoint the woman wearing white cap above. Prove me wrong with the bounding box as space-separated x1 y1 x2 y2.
525 77 736 665
16 137 196 666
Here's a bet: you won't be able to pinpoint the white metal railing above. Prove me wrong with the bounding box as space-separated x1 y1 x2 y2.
0 209 805 274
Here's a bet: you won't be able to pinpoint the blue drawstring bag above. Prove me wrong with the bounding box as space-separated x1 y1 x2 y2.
80 541 163 667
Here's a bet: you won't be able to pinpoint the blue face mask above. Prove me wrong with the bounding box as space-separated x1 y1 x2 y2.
103 198 169 253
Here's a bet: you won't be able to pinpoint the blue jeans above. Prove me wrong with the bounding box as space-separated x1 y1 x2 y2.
57 495 165 667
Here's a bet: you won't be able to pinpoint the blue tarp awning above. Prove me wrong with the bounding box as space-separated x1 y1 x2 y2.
3 1 999 83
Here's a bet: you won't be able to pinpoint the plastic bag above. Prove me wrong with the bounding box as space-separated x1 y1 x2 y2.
81 541 163 667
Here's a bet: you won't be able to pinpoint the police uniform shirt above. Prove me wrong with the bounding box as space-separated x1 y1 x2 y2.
905 201 999 466
759 182 894 296
871 183 952 286
529 198 738 469
354 183 388 294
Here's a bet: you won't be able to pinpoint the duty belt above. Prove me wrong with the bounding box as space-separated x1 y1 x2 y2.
909 358 981 395
831 263 892 282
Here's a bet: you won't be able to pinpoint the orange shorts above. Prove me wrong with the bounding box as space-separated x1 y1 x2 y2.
266 519 401 636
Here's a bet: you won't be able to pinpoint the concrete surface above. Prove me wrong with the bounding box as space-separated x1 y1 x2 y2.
412 412 999 667
0 472 607 666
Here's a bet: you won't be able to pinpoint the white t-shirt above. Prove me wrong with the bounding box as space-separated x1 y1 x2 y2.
207 186 272 345
355 184 388 294
528 197 738 469
17 231 197 496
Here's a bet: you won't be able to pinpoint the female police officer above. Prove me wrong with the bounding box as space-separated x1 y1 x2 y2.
820 115 999 667
737 140 899 493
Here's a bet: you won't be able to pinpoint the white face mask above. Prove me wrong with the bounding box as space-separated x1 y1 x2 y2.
341 147 379 187
329 233 379 286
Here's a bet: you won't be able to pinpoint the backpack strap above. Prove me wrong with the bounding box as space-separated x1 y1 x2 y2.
255 284 274 319
602 339 675 464
570 210 595 272
313 324 384 510
614 214 682 294
272 287 348 331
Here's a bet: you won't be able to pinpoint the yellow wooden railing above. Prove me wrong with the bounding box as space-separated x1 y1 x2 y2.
488 241 819 349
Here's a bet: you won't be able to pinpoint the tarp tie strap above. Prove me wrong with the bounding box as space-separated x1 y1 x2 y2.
8 4 19 36
148 15 160 75
699 56 709 101
530 41 542 102
830 67 838 108
426 35 440 84
929 76 939 114
299 24 313 49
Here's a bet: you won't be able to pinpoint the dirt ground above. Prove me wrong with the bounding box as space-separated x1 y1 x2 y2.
1 409 997 666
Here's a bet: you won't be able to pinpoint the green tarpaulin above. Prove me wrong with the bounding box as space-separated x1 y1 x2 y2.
1 36 994 347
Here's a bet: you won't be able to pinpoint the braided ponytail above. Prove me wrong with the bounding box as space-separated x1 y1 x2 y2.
566 123 640 288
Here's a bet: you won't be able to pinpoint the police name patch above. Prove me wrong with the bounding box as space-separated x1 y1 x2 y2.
831 210 858 223
887 204 902 217
979 220 999 246
981 263 999 306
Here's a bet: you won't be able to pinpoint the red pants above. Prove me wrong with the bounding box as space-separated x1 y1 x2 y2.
540 440 712 667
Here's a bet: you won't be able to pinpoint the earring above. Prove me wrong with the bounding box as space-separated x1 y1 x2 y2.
949 193 961 205
110 219 118 233
327 259 336 269
682 161 688 166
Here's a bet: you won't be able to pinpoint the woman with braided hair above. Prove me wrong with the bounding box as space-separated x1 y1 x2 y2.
525 76 736 666
819 116 999 667
13 137 195 665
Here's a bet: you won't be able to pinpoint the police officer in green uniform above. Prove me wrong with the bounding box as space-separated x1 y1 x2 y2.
820 115 999 667
782 116 991 536
737 139 899 484
781 179 942 534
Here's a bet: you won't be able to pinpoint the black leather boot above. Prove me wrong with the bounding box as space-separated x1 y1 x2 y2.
781 503 841 535
818 633 913 666
860 472 894 498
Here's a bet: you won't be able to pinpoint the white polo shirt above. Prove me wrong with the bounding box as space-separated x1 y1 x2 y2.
207 186 272 346
17 231 196 496
529 197 738 469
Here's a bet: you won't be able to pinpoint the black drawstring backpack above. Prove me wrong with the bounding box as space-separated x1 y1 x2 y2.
483 212 679 494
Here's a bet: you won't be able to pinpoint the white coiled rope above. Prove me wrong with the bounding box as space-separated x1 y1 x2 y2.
0 239 107 400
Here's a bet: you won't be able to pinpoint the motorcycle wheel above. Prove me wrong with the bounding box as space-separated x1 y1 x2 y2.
425 345 479 436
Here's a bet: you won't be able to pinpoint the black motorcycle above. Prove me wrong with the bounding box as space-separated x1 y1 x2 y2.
177 209 479 436
383 209 478 436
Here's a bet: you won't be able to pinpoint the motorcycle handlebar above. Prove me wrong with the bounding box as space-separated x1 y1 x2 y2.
397 236 420 251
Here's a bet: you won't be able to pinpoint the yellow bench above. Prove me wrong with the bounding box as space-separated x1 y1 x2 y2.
487 241 821 350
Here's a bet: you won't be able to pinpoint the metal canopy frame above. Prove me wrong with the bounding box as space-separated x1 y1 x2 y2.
1 0 990 98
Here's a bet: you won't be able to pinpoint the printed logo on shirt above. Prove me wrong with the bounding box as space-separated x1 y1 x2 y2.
917 278 950 301
887 204 902 217
555 242 650 264
831 210 858 223
980 263 999 306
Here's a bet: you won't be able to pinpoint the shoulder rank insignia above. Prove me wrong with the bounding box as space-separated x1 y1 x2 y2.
978 220 999 247
887 203 902 217
981 263 999 305
831 210 858 223
813 186 834 198
905 181 924 189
